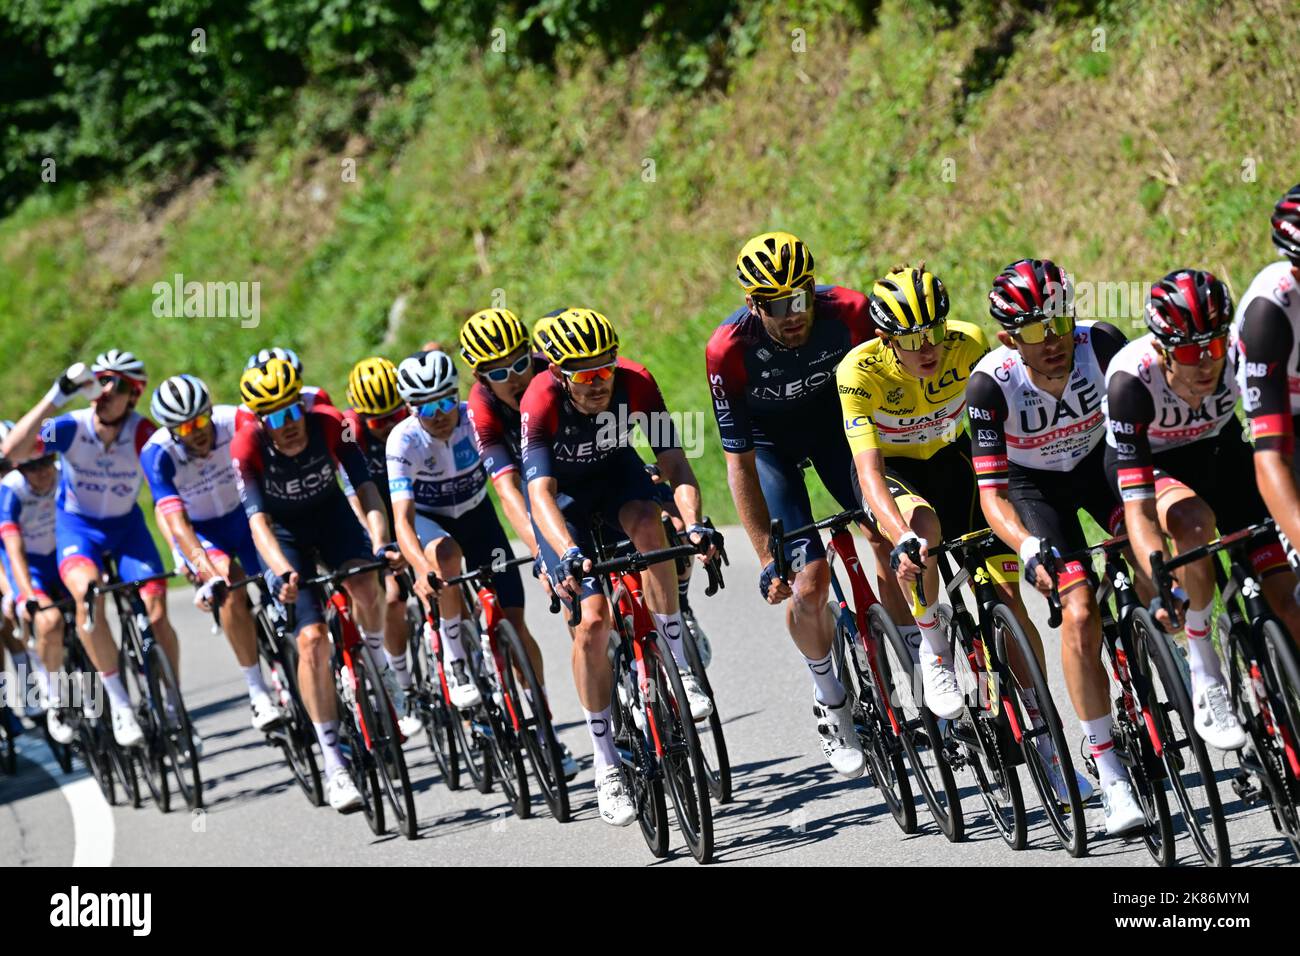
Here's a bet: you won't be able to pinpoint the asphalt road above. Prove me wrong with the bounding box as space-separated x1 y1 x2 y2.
3 528 1296 867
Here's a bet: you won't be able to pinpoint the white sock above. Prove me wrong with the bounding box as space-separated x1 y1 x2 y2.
441 616 466 665
899 623 922 656
654 611 689 669
47 669 63 708
584 707 619 771
914 604 948 659
360 627 384 655
102 670 131 711
385 648 412 689
313 720 345 775
28 651 50 702
1183 603 1222 685
12 652 30 708
803 649 846 708
1082 714 1124 787
241 664 269 697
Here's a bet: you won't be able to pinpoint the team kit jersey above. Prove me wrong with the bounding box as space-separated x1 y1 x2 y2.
0 465 62 598
339 406 408 508
1233 259 1300 455
141 405 243 522
40 409 155 518
386 407 488 518
466 354 549 479
838 320 989 460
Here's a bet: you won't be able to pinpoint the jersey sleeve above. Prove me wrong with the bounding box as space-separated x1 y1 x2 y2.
1088 322 1128 372
824 286 877 346
133 417 157 456
705 324 754 454
967 370 1010 491
337 409 365 497
386 429 416 503
311 386 335 408
466 384 516 479
837 349 880 455
621 360 680 453
0 486 22 540
1237 298 1295 455
1105 371 1157 501
38 415 78 453
230 424 267 517
520 380 559 482
140 442 185 515
320 406 372 495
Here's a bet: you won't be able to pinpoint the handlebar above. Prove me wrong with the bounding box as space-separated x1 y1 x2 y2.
768 510 866 583
82 570 175 633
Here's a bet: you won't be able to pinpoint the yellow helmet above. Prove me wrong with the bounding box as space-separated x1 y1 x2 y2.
533 309 619 366
459 309 530 369
347 356 401 415
869 265 950 333
240 358 302 414
735 231 815 297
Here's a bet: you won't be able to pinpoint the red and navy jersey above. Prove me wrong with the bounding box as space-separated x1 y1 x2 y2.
466 354 548 479
705 285 875 453
231 404 372 518
338 407 406 508
520 357 679 483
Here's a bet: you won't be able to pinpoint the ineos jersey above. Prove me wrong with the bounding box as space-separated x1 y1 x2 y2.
0 466 59 556
40 409 154 518
705 285 875 453
141 405 242 522
1103 333 1239 500
386 408 487 518
231 405 372 518
1232 259 1300 454
968 322 1125 489
338 407 407 507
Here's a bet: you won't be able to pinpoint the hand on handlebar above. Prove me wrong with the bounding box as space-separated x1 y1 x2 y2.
413 569 440 603
1019 535 1059 596
265 568 299 606
374 542 406 572
889 532 927 586
759 559 792 605
1151 583 1188 632
687 522 723 564
554 546 591 604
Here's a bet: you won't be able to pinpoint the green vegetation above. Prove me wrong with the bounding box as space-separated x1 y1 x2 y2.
2 0 1297 530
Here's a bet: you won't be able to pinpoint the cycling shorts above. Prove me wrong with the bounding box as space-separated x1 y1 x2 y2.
414 497 524 609
56 505 168 596
271 492 374 630
190 507 263 578
1 550 66 602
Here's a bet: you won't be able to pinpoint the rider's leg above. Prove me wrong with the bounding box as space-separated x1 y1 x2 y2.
296 620 346 773
571 591 617 769
380 572 411 688
620 498 687 658
60 559 126 704
424 535 469 661
1158 486 1219 679
208 554 266 700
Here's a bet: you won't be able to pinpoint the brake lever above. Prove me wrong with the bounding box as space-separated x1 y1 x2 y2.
1038 541 1062 629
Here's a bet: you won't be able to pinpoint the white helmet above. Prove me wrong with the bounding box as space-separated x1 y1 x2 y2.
396 350 458 404
245 347 303 375
151 374 212 427
91 349 147 383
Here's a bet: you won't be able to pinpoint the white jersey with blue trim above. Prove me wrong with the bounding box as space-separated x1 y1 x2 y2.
140 405 243 522
0 465 60 556
385 406 488 519
40 408 155 519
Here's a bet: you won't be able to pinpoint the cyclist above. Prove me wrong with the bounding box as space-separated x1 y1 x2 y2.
340 357 421 737
838 264 1034 721
0 422 60 729
706 231 891 779
1104 269 1299 752
524 308 720 826
1235 184 1300 585
967 259 1142 832
141 374 284 733
236 347 333 430
232 358 406 812
1 351 180 749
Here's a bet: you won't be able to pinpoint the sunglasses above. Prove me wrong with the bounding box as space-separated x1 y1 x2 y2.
562 362 617 386
890 322 947 352
171 412 212 438
481 353 533 384
1163 335 1229 366
1012 313 1075 345
260 403 304 429
96 374 132 396
415 396 458 417
753 281 815 319
364 408 405 431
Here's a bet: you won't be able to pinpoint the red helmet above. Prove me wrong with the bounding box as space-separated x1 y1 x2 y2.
1145 269 1233 345
988 258 1071 327
1271 184 1300 264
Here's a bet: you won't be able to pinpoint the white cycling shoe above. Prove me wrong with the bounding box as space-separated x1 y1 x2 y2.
595 766 636 827
1034 738 1095 804
814 694 865 778
249 691 286 732
920 651 964 720
378 667 423 737
1101 778 1146 835
327 767 362 812
446 661 482 711
111 706 144 748
679 668 713 721
47 708 75 745
1192 680 1246 751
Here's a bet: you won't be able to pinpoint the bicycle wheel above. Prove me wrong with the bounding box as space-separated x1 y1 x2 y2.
0 704 14 775
498 619 569 822
1134 609 1231 867
949 615 1025 850
262 632 323 807
354 653 418 840
611 641 669 857
409 620 459 790
336 660 385 835
878 608 964 842
832 602 916 834
680 610 731 804
100 691 142 809
650 632 713 863
120 643 169 812
454 622 492 794
147 643 203 811
1258 620 1300 860
993 604 1087 857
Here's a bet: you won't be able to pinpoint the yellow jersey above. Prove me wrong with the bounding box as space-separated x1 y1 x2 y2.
836 320 989 460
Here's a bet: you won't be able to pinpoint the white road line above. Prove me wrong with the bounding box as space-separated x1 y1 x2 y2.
14 733 115 867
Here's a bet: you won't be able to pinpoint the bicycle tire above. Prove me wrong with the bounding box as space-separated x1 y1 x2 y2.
409 618 459 790
1134 609 1232 867
481 635 531 820
0 705 14 775
499 619 570 821
611 640 669 858
354 652 418 840
336 659 385 835
992 604 1087 857
261 626 323 807
680 609 731 804
878 608 964 842
101 689 142 809
120 642 169 813
651 631 714 863
454 621 492 794
147 643 203 811
1257 620 1300 860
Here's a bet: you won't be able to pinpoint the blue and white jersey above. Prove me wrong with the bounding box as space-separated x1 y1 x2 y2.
141 405 243 522
40 409 154 519
0 465 59 556
386 406 488 519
